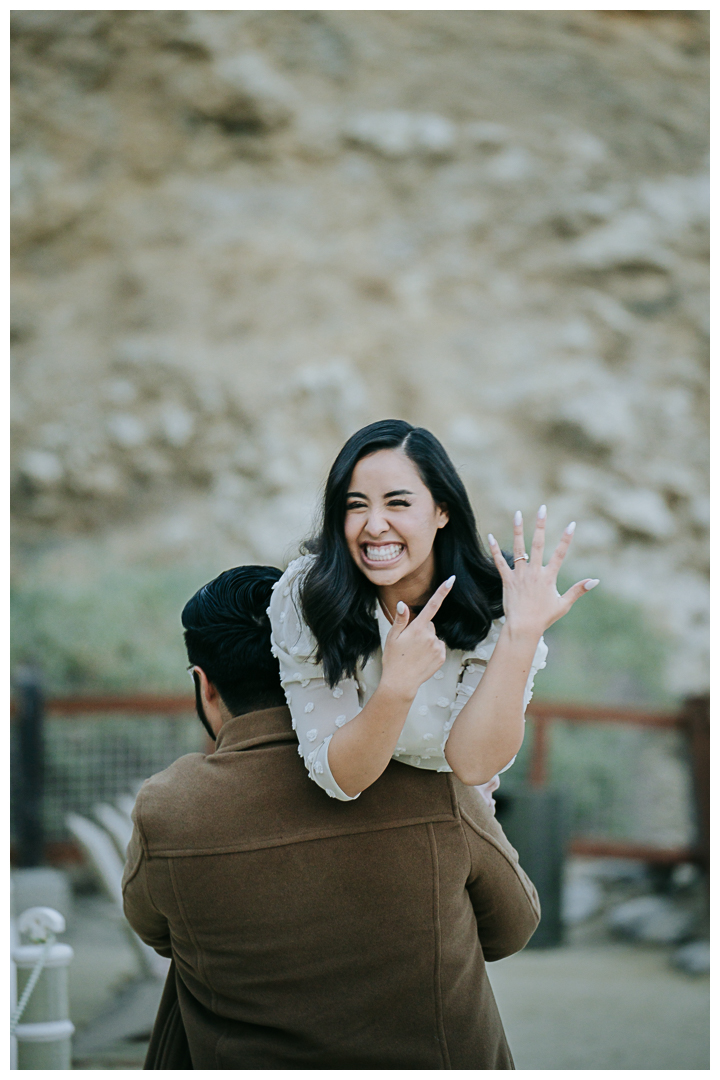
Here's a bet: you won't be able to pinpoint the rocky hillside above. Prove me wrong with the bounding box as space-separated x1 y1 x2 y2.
11 11 708 695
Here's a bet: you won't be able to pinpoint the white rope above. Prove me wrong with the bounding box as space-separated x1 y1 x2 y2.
10 935 56 1036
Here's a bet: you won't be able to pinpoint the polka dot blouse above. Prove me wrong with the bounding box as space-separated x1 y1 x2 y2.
268 555 548 801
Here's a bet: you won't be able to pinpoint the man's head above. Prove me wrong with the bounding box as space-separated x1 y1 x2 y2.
182 565 286 739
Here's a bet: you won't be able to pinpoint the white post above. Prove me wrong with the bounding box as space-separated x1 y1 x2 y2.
11 908 75 1070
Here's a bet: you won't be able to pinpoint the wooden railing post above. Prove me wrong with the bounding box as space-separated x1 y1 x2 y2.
528 714 549 788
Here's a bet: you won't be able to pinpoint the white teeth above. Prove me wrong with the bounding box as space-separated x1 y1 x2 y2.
365 544 403 562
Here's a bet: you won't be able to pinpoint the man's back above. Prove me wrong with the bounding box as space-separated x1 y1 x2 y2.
123 706 539 1069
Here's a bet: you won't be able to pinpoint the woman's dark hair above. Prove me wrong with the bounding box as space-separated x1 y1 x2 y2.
299 419 506 686
182 565 286 731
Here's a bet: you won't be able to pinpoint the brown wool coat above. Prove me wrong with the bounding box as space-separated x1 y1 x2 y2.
122 706 540 1070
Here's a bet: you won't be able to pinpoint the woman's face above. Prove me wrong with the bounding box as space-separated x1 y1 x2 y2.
343 448 449 592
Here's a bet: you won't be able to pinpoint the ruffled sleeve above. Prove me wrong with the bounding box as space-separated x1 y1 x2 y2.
445 619 548 774
268 556 361 802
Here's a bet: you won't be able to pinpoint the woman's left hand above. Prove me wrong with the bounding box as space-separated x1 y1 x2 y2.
487 507 599 639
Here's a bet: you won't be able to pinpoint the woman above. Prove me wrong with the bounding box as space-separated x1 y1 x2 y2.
268 419 598 801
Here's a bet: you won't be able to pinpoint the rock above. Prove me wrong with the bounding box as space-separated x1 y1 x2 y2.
19 449 64 487
607 896 695 944
602 487 676 539
463 121 511 148
484 145 535 182
570 210 673 272
344 110 457 158
214 53 298 129
670 940 709 975
158 403 195 448
106 414 149 450
170 51 297 131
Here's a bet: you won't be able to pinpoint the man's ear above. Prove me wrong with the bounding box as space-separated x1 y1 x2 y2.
190 666 224 739
194 666 220 707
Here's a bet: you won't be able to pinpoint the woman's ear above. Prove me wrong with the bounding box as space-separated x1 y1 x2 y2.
437 503 450 529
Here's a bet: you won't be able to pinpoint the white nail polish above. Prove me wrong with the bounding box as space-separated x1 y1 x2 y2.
584 579 600 590
445 575 456 588
397 601 406 614
514 510 523 527
538 504 547 520
566 521 576 535
487 533 496 547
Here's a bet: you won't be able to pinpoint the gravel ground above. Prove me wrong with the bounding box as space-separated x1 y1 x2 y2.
488 939 709 1070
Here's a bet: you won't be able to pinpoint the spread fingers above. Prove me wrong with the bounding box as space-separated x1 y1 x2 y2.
529 505 547 565
487 533 512 581
547 521 576 573
512 510 527 567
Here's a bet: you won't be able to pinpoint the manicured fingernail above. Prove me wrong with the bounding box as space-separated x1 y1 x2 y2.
565 521 576 535
445 575 456 588
584 579 600 590
397 601 406 614
488 533 496 547
514 510 522 527
538 504 547 520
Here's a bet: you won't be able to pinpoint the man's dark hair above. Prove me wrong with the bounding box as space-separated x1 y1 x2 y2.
182 565 286 734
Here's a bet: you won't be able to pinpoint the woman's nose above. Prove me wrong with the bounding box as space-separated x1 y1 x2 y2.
364 509 390 536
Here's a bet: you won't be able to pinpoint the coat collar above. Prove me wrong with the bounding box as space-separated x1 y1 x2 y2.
214 706 295 754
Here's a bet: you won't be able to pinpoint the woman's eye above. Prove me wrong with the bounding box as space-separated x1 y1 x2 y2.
387 500 410 507
346 502 365 511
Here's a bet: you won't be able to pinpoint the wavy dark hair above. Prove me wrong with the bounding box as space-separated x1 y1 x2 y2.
299 419 507 686
182 565 286 730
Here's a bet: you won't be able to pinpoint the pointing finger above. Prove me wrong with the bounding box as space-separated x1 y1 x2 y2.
389 598 411 637
415 575 456 626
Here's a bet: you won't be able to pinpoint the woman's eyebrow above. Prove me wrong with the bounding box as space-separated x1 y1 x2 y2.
345 488 414 499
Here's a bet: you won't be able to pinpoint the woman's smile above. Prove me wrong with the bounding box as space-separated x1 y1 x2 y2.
361 542 405 567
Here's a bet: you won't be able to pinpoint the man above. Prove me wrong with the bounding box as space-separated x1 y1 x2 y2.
123 565 540 1069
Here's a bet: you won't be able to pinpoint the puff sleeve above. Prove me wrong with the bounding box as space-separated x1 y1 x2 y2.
445 619 548 774
268 557 361 801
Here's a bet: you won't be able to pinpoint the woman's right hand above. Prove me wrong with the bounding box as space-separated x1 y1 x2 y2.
380 577 455 700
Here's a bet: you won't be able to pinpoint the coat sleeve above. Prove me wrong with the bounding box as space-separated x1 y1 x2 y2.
459 800 541 962
122 800 172 958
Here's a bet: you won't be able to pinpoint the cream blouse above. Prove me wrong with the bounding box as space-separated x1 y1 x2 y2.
268 554 548 802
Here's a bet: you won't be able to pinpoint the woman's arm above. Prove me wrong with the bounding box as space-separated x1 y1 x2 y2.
325 582 456 797
270 564 455 799
444 508 598 786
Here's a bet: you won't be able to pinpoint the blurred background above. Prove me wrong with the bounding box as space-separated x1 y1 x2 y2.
10 9 708 1071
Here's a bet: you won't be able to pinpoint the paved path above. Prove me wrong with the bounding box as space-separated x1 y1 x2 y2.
488 940 709 1070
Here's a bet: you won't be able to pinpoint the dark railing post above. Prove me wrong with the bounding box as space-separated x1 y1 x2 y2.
679 694 710 873
14 664 45 867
